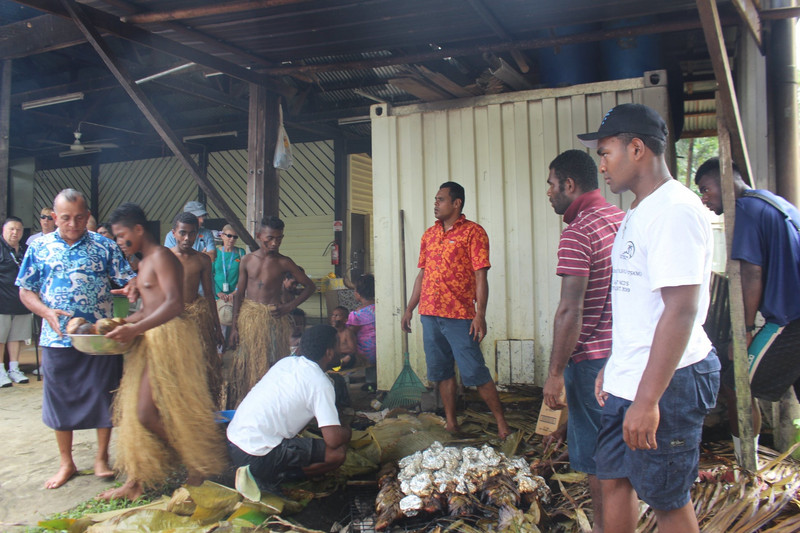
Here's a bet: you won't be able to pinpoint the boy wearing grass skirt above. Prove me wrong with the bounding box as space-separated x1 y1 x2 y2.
226 216 316 408
99 203 227 501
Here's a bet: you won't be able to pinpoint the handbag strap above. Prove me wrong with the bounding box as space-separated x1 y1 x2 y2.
742 190 800 233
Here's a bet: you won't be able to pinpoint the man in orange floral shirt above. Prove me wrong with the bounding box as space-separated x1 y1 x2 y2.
402 182 511 438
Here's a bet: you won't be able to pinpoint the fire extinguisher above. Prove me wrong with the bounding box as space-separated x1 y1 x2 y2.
331 241 340 265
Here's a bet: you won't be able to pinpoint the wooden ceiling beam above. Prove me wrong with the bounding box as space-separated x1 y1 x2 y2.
260 14 740 76
11 0 291 95
0 14 87 59
59 0 258 250
151 78 249 112
731 0 761 47
122 0 311 24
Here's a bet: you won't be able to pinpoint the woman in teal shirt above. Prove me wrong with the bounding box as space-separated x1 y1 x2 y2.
214 225 245 301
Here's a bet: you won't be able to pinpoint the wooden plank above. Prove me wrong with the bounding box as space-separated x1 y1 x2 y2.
696 0 754 185
60 0 258 252
389 77 451 102
731 0 762 47
415 66 475 98
122 0 310 24
718 106 757 473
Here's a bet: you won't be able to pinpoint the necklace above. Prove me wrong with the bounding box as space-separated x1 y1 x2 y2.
622 177 671 238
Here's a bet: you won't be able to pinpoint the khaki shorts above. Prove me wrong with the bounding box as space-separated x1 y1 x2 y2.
0 314 32 343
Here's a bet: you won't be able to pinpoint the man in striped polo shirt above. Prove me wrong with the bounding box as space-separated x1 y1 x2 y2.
543 149 624 531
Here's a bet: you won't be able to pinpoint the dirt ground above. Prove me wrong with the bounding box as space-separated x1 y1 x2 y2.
0 346 120 531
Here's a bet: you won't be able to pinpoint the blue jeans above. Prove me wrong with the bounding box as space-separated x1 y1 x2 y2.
595 351 720 510
564 357 606 474
420 315 492 386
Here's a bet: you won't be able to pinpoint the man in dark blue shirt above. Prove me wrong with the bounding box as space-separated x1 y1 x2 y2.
696 157 800 462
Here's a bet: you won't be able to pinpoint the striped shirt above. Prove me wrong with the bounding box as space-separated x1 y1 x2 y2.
556 190 624 363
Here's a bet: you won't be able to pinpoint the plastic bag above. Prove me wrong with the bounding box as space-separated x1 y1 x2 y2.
273 104 293 170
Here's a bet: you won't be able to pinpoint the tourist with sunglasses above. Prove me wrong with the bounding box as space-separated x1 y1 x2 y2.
214 224 245 303
26 207 56 246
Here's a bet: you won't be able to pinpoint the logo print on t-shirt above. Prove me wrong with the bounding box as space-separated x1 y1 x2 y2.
620 241 635 260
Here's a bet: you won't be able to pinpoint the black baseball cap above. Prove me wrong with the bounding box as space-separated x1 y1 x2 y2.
577 103 668 149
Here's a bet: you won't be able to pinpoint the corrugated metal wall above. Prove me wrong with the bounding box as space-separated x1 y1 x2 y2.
349 153 374 273
34 166 91 214
372 78 670 389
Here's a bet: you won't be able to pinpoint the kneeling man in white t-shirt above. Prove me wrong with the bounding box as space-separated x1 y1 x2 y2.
227 324 351 497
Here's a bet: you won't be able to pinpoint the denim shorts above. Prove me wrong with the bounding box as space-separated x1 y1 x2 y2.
595 351 720 511
420 315 492 387
564 357 606 474
228 437 325 492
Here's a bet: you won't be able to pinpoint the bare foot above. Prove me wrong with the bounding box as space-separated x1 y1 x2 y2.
45 463 78 489
497 421 512 440
94 459 115 479
98 479 143 501
445 422 461 434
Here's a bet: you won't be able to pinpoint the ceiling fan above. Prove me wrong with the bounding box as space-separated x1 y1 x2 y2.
58 130 119 157
39 127 119 157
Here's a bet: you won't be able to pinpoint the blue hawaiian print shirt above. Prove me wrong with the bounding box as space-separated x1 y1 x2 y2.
16 230 136 347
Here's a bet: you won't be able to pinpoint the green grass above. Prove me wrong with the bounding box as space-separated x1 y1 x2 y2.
26 478 182 533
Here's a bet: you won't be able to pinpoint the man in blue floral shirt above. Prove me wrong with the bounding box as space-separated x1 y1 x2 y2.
16 189 135 490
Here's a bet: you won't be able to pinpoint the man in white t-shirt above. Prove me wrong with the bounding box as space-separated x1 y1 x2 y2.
227 324 350 497
577 104 720 533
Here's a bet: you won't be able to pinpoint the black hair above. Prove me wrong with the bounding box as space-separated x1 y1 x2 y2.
260 215 285 231
549 149 598 193
356 274 375 300
108 203 148 229
333 305 350 314
615 132 666 156
3 216 23 228
439 181 466 211
694 156 742 185
290 307 306 319
298 324 338 362
173 211 199 230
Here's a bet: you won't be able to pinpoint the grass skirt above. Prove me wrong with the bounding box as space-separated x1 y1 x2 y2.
113 317 227 486
226 299 291 408
185 298 222 408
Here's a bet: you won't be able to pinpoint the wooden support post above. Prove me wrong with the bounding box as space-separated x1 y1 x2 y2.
60 0 258 251
696 0 754 186
247 85 280 249
0 59 10 222
333 138 347 278
718 98 757 473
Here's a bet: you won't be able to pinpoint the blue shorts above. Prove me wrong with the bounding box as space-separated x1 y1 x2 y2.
420 315 492 387
564 357 606 474
595 351 720 511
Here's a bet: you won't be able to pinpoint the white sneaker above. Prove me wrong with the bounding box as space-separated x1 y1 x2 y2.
32 367 42 376
7 368 29 384
0 370 11 388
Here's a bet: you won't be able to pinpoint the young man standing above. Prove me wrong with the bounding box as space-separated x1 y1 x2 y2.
402 181 511 439
577 104 719 533
227 324 350 499
170 211 224 403
227 216 316 407
100 203 226 501
543 150 624 532
695 157 800 464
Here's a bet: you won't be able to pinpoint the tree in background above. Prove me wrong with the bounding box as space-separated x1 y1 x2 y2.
676 136 719 193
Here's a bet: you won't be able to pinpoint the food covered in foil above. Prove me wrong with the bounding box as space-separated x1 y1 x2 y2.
375 441 550 530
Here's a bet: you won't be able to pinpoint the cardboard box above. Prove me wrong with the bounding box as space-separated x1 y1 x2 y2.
535 400 568 436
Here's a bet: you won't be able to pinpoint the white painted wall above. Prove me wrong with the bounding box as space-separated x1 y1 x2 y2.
372 78 670 389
